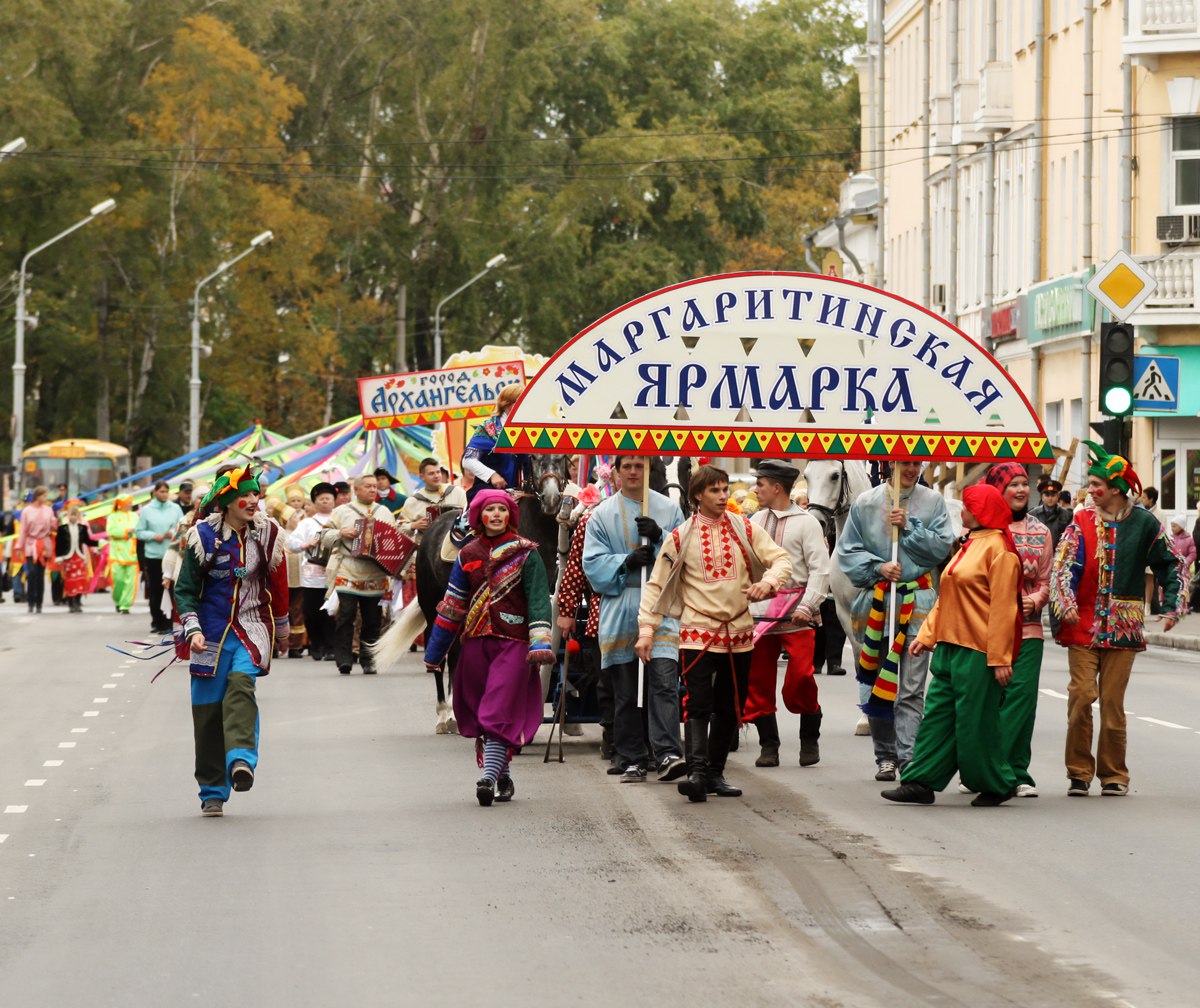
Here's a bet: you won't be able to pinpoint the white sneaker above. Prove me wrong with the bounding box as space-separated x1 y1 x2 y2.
1015 784 1039 797
854 714 871 736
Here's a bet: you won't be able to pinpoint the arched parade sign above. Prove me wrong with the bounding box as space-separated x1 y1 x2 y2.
496 272 1051 462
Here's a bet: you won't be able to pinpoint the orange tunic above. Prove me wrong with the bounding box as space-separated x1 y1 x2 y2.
915 528 1021 667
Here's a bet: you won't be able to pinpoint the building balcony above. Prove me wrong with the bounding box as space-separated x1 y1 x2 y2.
1126 1 1200 62
1132 251 1200 324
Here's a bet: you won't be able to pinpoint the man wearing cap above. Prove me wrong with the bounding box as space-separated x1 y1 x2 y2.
1030 477 1072 550
373 467 407 516
320 473 398 674
836 459 956 781
1050 442 1187 797
583 456 686 783
743 460 830 768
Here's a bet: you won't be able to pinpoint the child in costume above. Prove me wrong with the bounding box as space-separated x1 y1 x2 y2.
173 466 289 817
423 489 555 806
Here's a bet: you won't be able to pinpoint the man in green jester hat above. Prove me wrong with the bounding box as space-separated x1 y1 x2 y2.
174 464 290 817
1050 441 1187 798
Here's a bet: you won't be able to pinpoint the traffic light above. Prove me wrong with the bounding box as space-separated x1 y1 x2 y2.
1099 322 1135 417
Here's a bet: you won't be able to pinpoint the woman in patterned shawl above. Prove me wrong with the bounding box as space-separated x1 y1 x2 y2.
424 488 555 806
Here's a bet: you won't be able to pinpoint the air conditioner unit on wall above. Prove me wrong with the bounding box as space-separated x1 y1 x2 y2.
1157 214 1200 243
931 283 947 311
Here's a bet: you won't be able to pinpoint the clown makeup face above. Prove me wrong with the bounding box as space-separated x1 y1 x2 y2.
1002 474 1030 512
480 502 510 536
1088 475 1125 514
226 490 260 528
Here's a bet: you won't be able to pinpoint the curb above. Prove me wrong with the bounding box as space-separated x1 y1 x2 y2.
1144 632 1200 652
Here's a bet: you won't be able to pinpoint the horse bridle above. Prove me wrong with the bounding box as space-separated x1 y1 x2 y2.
807 460 851 543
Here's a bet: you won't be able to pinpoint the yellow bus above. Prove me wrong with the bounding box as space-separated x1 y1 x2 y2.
21 439 132 499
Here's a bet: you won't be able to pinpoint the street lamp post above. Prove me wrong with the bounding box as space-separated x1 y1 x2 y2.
189 230 274 452
11 197 116 470
1 137 27 160
433 253 507 369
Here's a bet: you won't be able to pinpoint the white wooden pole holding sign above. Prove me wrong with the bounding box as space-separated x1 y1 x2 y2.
491 272 1053 711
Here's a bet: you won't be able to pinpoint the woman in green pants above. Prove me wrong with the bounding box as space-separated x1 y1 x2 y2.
881 482 1023 807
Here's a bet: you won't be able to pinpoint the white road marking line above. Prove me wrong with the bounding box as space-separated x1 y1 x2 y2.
70 728 87 734
92 698 109 703
102 683 117 689
4 806 28 814
58 742 76 748
1040 689 1068 699
82 711 99 717
1138 716 1191 730
0 835 8 843
24 780 46 787
43 761 63 768
111 672 125 678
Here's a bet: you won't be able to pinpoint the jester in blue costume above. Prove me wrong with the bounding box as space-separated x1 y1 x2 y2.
174 465 289 817
424 489 556 807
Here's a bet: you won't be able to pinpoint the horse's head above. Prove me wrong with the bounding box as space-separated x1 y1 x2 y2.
525 454 566 515
802 460 849 538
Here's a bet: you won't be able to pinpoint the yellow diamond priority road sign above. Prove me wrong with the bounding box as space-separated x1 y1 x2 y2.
1086 250 1158 322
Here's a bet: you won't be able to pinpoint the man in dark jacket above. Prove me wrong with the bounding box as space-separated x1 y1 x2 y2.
1030 477 1073 549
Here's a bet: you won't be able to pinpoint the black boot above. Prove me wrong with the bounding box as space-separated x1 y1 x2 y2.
706 714 743 797
798 710 822 767
754 713 780 767
677 720 708 803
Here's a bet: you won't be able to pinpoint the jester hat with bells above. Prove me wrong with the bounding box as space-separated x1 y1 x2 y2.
1083 440 1142 498
200 464 262 512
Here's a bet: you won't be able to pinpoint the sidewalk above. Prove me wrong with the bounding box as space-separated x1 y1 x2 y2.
1144 610 1200 652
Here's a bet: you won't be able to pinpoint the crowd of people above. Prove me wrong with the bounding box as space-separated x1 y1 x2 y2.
2 422 1193 817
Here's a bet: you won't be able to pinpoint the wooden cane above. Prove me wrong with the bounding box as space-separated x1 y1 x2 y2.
543 641 570 763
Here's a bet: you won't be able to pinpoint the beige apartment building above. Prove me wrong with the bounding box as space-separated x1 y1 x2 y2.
814 1 1200 517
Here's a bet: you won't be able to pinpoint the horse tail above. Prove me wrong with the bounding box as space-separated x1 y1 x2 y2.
370 597 428 670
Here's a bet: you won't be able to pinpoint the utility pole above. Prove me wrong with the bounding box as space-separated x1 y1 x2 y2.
396 284 407 372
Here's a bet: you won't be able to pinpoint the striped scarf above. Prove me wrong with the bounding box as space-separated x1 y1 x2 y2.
856 573 932 719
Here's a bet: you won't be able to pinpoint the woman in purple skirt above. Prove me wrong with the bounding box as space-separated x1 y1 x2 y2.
424 489 555 805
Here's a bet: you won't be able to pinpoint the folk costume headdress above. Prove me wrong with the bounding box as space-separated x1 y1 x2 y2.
200 464 261 511
1083 440 1142 497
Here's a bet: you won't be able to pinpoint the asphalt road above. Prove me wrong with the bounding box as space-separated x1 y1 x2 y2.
1 597 1197 1007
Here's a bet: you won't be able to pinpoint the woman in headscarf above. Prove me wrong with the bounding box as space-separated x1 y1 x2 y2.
105 496 139 614
974 463 1053 799
423 489 555 806
881 482 1022 807
174 465 290 817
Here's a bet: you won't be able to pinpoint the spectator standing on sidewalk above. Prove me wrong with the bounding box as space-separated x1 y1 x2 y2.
136 481 184 634
1050 442 1187 798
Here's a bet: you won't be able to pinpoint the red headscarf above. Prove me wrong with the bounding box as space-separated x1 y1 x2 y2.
962 483 1023 661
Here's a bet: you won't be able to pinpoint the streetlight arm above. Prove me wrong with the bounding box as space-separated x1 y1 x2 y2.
20 211 109 279
433 255 506 368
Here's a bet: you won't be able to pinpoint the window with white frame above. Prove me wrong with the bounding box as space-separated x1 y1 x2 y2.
1171 117 1200 210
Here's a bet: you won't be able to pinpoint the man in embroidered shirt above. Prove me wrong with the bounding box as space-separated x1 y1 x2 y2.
1051 442 1185 797
835 459 955 781
637 465 790 802
319 474 398 674
583 456 686 783
743 460 830 768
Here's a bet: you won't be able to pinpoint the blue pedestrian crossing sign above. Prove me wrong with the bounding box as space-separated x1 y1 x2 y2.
1132 355 1179 412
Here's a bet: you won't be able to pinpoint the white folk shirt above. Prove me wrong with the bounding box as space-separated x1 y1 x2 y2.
398 484 467 541
748 505 830 632
288 512 336 589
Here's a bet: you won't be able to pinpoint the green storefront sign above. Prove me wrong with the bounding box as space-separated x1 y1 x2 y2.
1024 268 1096 346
